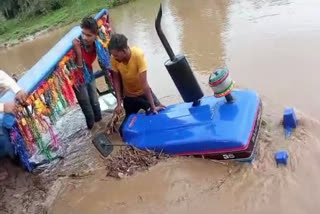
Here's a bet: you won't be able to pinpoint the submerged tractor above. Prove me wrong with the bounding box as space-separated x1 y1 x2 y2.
121 5 262 161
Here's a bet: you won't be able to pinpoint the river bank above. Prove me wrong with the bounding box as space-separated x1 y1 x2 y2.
0 0 132 48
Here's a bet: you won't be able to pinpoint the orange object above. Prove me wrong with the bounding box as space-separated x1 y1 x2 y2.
97 19 103 27
38 88 44 95
43 82 49 90
26 97 32 105
21 118 27 126
29 94 35 103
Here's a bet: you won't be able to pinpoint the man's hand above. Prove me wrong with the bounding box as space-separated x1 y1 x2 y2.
115 104 123 114
15 90 27 104
4 102 16 115
150 105 166 115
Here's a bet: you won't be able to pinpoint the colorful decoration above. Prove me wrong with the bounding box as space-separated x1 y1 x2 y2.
96 39 111 70
7 13 113 171
10 126 34 172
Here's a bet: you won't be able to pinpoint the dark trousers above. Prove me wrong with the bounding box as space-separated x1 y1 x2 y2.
120 90 160 137
74 80 102 129
0 127 14 158
123 91 160 116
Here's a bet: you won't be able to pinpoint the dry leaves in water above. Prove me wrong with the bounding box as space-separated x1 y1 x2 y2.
105 146 170 179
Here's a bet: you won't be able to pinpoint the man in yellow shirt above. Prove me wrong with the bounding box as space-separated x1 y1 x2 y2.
109 34 165 132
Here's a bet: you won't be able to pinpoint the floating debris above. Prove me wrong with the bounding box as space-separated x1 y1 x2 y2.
105 147 170 179
283 107 298 138
275 150 289 165
105 109 125 135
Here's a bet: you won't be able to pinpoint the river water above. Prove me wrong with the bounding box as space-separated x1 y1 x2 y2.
1 0 320 213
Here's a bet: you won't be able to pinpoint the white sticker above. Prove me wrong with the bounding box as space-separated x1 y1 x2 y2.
223 154 235 159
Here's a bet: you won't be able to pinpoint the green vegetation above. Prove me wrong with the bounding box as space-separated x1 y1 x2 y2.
0 0 130 46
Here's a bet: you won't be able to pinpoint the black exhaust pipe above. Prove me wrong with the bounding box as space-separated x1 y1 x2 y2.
155 4 203 106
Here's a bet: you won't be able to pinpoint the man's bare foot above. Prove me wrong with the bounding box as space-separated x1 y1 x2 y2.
0 167 8 181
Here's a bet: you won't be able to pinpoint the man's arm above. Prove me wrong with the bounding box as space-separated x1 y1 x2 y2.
112 70 123 108
139 72 165 114
139 71 156 111
0 70 26 113
73 38 83 68
0 70 21 94
0 102 15 114
110 57 124 113
136 49 164 114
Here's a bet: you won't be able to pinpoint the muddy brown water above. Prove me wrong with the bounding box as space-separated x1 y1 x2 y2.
1 0 320 213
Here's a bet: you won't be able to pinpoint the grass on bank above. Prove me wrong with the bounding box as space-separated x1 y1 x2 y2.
0 0 129 45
